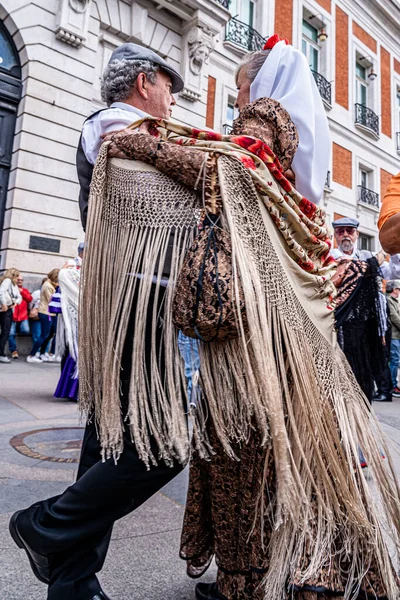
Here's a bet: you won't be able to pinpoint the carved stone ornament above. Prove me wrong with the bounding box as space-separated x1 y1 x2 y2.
56 0 91 47
187 27 215 76
69 0 88 13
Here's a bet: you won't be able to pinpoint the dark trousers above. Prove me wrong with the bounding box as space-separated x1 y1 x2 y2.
19 285 184 599
0 308 13 356
375 338 392 397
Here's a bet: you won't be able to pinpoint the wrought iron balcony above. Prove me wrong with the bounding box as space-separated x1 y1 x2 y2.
397 132 400 152
358 185 379 209
354 104 379 137
225 17 266 52
213 0 230 7
223 123 234 135
311 70 331 107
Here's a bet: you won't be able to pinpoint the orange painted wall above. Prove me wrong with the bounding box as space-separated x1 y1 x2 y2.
380 47 392 138
274 0 293 44
352 22 377 53
333 143 352 188
335 7 349 109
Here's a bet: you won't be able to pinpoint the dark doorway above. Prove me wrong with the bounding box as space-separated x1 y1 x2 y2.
0 21 22 252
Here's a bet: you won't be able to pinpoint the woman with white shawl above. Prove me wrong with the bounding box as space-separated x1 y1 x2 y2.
97 35 399 600
54 261 80 401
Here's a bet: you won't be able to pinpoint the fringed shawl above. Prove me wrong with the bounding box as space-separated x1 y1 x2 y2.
79 120 400 599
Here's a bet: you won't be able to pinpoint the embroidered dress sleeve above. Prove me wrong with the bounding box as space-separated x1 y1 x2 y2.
232 97 299 172
111 132 216 190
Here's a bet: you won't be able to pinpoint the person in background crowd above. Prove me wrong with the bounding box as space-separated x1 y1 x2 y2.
27 269 59 363
8 274 32 359
28 277 46 358
330 217 386 265
373 279 393 402
54 260 80 401
385 280 400 398
0 268 22 363
331 216 388 405
379 172 400 254
76 242 85 266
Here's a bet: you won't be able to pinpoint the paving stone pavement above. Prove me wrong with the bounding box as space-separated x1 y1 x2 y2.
0 361 216 600
0 361 400 599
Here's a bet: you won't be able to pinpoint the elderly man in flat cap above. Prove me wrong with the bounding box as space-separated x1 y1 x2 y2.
9 44 186 600
331 216 389 405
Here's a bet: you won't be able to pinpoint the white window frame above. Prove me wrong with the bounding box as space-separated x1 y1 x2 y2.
302 18 320 73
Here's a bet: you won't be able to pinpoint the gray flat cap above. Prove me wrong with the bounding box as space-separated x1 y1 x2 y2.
109 43 184 94
332 217 360 229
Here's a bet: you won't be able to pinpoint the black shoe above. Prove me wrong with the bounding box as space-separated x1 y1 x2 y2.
91 593 113 600
195 582 225 600
374 393 392 402
9 510 51 583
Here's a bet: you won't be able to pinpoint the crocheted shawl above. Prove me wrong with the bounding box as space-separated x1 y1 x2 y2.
79 120 400 599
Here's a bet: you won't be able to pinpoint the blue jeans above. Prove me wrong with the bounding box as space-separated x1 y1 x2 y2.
390 339 400 388
29 319 41 353
30 314 57 357
178 331 200 406
8 319 30 353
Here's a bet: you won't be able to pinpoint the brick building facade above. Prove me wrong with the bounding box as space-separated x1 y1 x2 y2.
0 0 399 283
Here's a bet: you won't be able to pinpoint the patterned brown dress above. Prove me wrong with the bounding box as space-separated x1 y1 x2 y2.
112 99 390 600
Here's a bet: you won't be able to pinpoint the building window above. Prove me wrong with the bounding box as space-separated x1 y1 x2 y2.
230 0 255 27
223 99 237 134
302 20 319 72
356 61 368 106
358 233 373 252
358 167 379 208
360 168 369 189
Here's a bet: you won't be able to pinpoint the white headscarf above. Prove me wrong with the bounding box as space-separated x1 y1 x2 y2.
250 40 330 206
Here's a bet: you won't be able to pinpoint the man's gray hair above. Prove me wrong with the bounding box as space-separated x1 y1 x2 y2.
235 49 271 85
101 58 160 106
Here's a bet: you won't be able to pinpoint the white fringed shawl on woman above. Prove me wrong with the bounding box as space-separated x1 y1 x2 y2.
79 119 400 599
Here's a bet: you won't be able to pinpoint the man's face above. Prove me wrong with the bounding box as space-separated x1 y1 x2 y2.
393 288 400 298
235 67 251 112
334 226 359 255
144 71 176 119
16 276 23 287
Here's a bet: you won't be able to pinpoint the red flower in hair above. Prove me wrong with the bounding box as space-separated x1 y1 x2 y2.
263 34 289 50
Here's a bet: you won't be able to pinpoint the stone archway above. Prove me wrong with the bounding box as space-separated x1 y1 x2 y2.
0 19 21 254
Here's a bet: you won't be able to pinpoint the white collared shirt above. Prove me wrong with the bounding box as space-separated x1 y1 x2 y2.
81 102 148 165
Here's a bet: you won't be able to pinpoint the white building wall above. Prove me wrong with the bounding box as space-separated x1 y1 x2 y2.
0 0 399 284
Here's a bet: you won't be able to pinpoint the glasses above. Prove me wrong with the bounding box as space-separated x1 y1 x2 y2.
335 227 356 236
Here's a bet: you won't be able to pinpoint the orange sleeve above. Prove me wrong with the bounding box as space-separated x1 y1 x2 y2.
378 172 400 230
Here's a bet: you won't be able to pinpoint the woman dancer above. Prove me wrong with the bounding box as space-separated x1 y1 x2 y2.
54 262 80 401
92 37 400 600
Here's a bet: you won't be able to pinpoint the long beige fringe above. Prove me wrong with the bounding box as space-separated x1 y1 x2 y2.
212 155 400 599
79 145 199 467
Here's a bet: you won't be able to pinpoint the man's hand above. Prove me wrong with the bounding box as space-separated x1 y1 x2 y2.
0 304 7 312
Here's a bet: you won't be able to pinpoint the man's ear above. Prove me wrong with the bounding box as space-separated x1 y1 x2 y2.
136 73 148 100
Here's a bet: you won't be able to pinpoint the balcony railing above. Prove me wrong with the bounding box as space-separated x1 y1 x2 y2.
358 185 379 209
354 104 379 136
225 17 266 52
311 70 332 106
214 0 230 8
397 132 400 152
223 123 234 135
